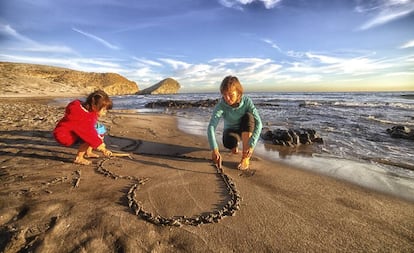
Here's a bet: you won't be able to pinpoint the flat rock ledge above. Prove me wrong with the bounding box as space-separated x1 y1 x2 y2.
145 99 219 109
261 127 324 147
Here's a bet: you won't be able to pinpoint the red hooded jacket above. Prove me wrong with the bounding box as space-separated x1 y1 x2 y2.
53 100 102 148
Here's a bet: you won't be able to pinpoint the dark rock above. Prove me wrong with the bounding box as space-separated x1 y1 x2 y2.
400 94 414 100
145 99 218 108
256 102 279 107
386 125 414 140
261 127 323 146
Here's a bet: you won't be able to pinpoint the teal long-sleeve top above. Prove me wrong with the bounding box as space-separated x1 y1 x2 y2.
207 95 262 150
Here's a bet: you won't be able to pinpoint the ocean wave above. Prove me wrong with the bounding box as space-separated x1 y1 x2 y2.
327 101 414 110
366 115 414 126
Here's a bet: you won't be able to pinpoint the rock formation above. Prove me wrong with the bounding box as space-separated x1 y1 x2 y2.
0 61 139 96
386 125 414 140
261 127 323 146
145 99 218 108
137 78 180 95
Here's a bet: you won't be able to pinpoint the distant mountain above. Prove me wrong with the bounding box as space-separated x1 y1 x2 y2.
137 78 180 95
0 62 139 97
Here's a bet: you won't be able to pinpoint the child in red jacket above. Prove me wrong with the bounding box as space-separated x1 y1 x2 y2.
54 90 113 165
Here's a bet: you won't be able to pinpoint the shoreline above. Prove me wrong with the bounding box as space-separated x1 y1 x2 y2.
176 117 414 202
1 97 414 252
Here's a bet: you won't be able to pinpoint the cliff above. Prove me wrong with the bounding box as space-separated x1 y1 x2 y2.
137 78 180 95
0 62 139 97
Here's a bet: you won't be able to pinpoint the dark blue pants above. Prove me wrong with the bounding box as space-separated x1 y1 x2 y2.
222 112 255 149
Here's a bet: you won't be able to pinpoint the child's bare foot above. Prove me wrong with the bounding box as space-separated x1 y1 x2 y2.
237 157 250 170
74 156 92 165
85 152 100 158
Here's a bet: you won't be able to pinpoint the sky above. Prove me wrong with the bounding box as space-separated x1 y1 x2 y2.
0 0 414 92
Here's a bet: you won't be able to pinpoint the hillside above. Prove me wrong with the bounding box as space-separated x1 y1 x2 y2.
137 77 180 95
0 62 139 97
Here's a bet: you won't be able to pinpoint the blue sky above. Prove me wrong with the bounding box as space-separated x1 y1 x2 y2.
1 0 413 92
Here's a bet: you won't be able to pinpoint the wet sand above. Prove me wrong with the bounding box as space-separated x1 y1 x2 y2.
0 97 413 252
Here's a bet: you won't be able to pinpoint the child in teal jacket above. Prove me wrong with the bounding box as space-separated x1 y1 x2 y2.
207 76 262 170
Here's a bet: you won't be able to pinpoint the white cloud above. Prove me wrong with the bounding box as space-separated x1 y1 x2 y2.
130 56 284 90
133 57 163 67
287 62 317 74
241 63 282 82
218 0 243 10
333 57 391 75
261 0 282 9
400 39 414 48
0 24 34 43
385 71 414 77
128 67 164 85
357 0 414 30
176 64 217 82
72 28 119 50
4 45 74 54
305 53 342 64
210 57 271 65
209 57 282 83
286 50 305 58
285 51 395 78
0 23 75 54
262 38 282 51
159 58 192 70
218 0 282 10
22 45 74 54
0 54 122 73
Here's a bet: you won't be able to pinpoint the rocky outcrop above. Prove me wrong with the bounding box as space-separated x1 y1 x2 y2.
261 127 323 146
386 125 414 140
137 78 180 95
0 61 139 96
145 99 218 108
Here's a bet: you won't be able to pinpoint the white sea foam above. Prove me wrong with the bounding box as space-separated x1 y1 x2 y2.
366 115 414 126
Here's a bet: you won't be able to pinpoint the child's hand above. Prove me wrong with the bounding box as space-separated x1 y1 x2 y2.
211 150 222 169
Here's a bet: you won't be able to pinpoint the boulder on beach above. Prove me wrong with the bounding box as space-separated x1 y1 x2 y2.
261 127 323 147
386 125 414 140
145 98 218 108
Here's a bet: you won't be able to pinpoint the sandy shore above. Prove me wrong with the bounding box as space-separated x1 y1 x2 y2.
0 97 414 253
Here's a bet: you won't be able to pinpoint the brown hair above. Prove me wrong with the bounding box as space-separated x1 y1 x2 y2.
82 90 113 112
220 75 244 95
220 76 243 102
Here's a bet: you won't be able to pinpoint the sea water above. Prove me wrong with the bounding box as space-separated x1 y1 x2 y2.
111 92 414 201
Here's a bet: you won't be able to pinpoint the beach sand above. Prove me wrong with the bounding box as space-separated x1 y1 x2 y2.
0 97 413 253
